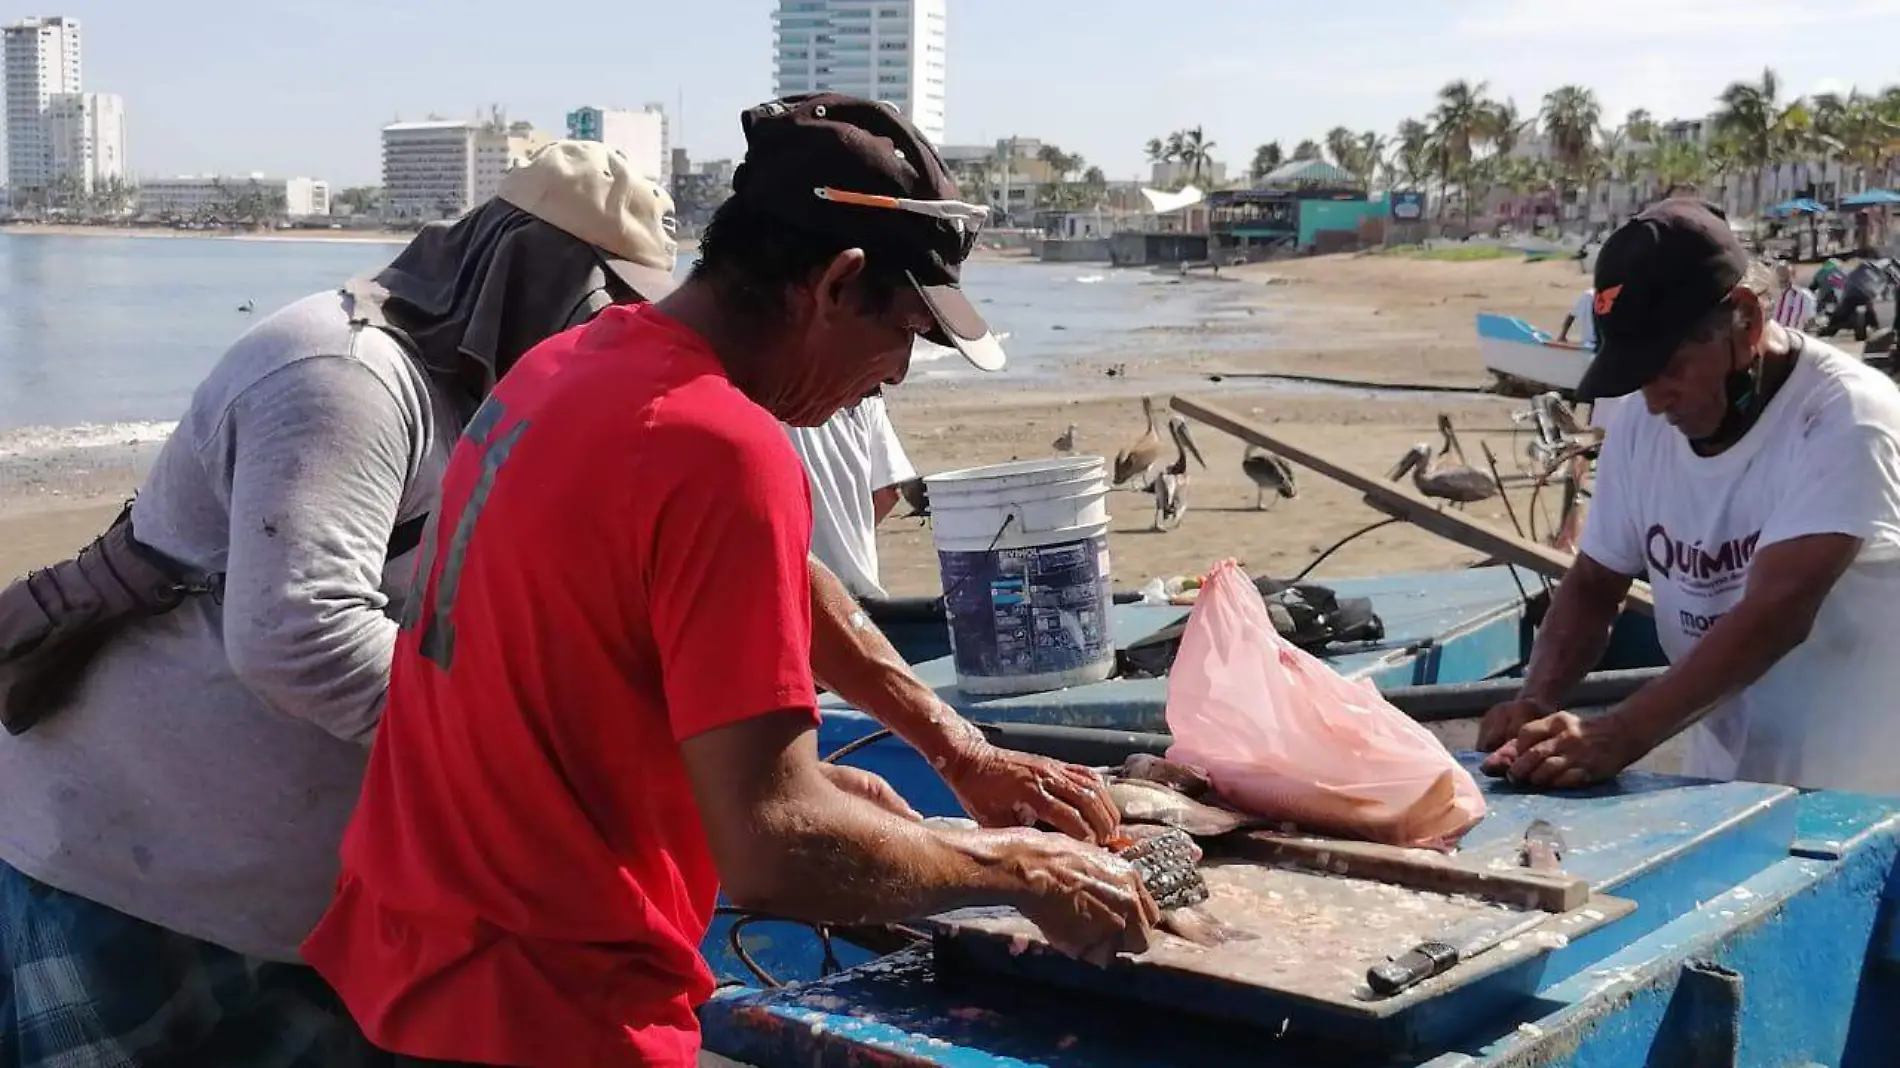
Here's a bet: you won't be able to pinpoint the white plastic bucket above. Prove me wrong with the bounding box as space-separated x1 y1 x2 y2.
925 457 1115 696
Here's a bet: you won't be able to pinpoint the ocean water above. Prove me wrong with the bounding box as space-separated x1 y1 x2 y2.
0 232 1252 452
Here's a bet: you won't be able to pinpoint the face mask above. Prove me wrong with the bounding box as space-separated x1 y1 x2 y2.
1691 335 1765 447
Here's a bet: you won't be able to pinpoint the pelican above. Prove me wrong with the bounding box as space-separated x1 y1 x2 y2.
1435 412 1468 465
1241 446 1297 510
1147 419 1199 530
1113 397 1163 486
1052 423 1077 453
237 298 255 313
1388 442 1499 508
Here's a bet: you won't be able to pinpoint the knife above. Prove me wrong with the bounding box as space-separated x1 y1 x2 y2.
1365 906 1552 997
1365 820 1568 997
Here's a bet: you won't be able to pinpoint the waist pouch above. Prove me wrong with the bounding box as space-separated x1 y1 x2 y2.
0 500 429 736
0 501 210 735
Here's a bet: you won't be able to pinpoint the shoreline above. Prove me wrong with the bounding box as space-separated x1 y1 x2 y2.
0 223 709 253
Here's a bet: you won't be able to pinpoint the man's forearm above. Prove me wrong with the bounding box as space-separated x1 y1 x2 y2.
734 785 1023 924
1518 570 1626 708
806 555 983 768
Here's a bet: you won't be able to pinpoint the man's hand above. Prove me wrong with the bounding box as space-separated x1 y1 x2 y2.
1480 710 1651 789
1477 697 1556 752
943 742 1121 845
819 764 921 821
984 828 1159 966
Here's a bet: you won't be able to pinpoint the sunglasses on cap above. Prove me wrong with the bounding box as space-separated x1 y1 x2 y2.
813 187 991 263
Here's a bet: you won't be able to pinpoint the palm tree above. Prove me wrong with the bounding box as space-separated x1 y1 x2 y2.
1393 119 1433 191
1292 139 1322 161
1324 127 1358 172
1649 141 1708 197
1488 99 1531 158
1358 131 1390 190
1430 79 1499 225
1177 126 1217 185
1623 109 1660 146
1144 137 1171 164
1714 68 1804 216
1250 142 1284 184
1542 85 1603 226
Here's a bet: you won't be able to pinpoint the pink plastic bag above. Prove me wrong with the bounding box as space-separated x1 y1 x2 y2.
1164 560 1486 850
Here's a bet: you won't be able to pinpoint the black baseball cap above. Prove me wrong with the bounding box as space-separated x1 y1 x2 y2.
731 93 1005 371
1575 199 1748 402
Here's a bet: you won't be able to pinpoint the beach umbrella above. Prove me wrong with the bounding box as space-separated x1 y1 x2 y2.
1765 197 1827 217
1840 189 1900 207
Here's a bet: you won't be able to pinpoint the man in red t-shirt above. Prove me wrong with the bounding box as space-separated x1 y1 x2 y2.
303 94 1159 1068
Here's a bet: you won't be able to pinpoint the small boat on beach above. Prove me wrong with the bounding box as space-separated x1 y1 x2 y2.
1475 312 1591 396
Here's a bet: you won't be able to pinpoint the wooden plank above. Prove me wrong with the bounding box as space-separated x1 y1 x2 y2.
1214 830 1590 913
1169 395 1655 617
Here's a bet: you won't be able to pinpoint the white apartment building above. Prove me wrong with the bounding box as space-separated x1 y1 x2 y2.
565 106 667 185
47 91 123 194
383 115 546 221
137 174 330 219
4 15 83 198
772 0 946 146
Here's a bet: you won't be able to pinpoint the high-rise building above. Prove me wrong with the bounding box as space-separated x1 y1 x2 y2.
47 91 124 195
564 106 666 185
771 0 946 146
381 111 545 221
4 15 84 198
382 120 479 221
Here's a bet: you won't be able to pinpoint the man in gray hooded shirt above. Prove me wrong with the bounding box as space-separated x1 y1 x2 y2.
0 141 1118 1066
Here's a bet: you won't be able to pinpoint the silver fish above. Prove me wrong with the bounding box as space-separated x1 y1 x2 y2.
1107 780 1249 838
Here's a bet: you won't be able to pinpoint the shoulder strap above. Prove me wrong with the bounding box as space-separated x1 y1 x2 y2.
386 512 430 559
188 510 432 605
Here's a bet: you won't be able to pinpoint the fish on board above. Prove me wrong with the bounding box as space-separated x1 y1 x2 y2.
1118 753 1214 798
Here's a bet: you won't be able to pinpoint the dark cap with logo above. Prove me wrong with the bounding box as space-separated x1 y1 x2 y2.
1575 198 1748 401
729 93 1005 371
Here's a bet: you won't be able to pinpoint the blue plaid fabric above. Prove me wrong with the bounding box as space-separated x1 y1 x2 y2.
0 861 387 1068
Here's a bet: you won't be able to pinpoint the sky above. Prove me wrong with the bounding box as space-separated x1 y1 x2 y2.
31 0 1900 187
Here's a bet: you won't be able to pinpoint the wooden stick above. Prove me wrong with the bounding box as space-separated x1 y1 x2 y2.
1169 396 1654 616
1218 831 1591 913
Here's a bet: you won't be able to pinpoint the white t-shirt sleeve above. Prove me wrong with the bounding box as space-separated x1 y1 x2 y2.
1569 291 1593 325
1577 401 1647 576
863 396 916 491
1760 415 1900 559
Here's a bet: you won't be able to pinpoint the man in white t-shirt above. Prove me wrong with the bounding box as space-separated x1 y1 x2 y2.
1769 261 1818 330
785 391 917 599
1478 199 1900 795
1558 288 1598 347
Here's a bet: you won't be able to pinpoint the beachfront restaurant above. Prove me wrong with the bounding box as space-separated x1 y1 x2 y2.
1207 187 1385 260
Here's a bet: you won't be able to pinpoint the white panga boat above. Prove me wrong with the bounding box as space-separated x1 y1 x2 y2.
1476 312 1592 395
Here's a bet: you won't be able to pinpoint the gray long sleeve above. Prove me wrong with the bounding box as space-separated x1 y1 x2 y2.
0 291 457 961
214 355 418 744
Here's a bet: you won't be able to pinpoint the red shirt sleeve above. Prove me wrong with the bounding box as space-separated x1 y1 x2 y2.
642 402 819 742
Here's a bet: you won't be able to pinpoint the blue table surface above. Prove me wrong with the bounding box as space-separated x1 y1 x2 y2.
702 763 1900 1067
828 565 1539 729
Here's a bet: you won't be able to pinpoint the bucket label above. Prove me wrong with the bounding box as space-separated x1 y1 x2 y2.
939 533 1112 682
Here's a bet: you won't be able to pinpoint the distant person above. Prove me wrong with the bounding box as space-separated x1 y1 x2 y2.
785 390 917 600
1770 261 1818 330
1558 287 1598 347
